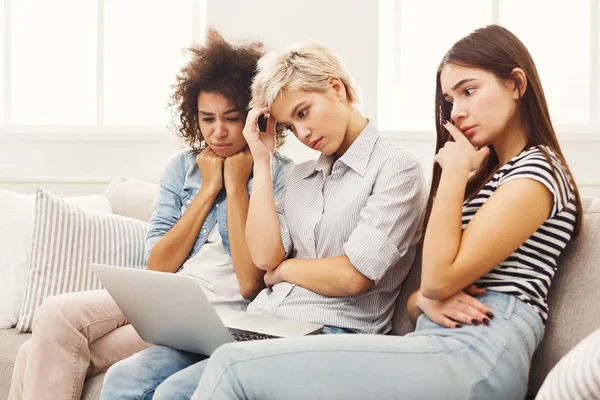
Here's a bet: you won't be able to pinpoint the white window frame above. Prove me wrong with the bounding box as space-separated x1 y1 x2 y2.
0 0 207 142
378 0 600 144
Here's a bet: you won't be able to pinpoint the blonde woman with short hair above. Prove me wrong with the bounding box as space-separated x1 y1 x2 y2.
102 41 428 399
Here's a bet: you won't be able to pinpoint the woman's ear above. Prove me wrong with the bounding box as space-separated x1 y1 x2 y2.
329 76 347 102
511 68 527 100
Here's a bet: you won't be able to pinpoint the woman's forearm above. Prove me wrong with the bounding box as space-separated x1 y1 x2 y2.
279 257 373 297
148 186 219 273
421 166 469 299
227 189 265 299
246 160 286 270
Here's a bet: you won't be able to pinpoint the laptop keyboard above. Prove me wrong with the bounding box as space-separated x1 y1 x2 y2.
228 328 281 342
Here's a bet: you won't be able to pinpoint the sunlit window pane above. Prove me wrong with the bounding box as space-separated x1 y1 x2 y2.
104 0 193 126
379 0 492 131
500 0 590 125
377 0 395 131
11 0 97 125
0 0 5 124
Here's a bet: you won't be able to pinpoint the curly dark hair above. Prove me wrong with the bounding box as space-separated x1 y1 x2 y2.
169 28 286 152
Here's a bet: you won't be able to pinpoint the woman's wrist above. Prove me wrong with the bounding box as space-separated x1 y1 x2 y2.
199 183 221 198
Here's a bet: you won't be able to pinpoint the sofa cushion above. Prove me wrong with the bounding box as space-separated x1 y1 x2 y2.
103 177 159 223
0 329 30 400
82 374 104 400
536 326 600 399
0 190 112 330
528 197 600 396
16 189 149 333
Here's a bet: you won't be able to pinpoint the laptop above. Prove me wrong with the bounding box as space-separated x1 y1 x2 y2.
90 263 324 356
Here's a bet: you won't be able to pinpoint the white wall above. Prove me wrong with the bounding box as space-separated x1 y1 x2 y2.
1 0 598 198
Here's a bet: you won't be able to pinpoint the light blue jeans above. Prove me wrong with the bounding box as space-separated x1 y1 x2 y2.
190 291 545 400
99 325 350 399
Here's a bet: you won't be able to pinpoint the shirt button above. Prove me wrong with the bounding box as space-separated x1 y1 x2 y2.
186 200 192 205
222 223 227 228
202 229 207 234
216 204 219 207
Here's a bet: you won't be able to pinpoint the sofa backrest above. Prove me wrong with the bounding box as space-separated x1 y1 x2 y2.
103 177 159 223
527 197 600 396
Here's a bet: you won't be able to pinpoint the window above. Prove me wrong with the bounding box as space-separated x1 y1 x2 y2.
11 0 97 125
104 0 193 126
378 0 598 135
378 0 492 132
1 0 5 124
1 0 203 132
500 0 590 126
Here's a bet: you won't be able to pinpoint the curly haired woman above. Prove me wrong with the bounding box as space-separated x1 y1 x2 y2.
8 28 292 400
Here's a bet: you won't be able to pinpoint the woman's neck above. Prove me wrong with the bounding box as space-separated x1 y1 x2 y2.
492 122 528 165
334 108 368 159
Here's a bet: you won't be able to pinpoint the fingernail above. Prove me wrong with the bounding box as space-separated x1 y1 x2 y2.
455 323 463 328
483 318 490 326
471 319 481 326
441 119 448 125
486 311 494 319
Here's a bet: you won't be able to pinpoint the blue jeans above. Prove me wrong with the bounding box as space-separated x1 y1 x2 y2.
190 291 545 400
99 325 350 399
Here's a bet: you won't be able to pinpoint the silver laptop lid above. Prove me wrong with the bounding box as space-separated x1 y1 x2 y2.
91 263 233 355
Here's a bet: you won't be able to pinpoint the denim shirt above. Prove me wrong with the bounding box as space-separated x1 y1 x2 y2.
145 150 295 264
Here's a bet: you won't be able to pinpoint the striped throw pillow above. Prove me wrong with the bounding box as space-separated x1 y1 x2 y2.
536 327 600 399
16 188 148 333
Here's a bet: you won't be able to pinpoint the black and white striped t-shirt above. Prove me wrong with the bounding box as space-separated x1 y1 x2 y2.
463 146 577 323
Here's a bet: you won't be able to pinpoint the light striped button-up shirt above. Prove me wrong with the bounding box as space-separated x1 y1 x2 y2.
247 122 427 334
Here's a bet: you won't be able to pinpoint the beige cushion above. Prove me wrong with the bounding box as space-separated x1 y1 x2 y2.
536 326 600 399
0 190 112 329
0 329 31 400
16 189 149 332
103 177 159 223
82 374 104 400
528 197 600 396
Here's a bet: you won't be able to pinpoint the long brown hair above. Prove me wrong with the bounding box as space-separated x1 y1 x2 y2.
424 24 582 236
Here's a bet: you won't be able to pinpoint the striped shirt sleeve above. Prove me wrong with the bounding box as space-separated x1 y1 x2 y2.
272 155 295 257
498 149 570 218
343 152 427 282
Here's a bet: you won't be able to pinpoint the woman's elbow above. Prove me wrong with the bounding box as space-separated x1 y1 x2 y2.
345 273 374 297
420 281 452 301
249 249 286 271
239 280 265 300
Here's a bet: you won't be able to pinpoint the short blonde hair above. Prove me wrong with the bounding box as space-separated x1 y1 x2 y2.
250 43 361 109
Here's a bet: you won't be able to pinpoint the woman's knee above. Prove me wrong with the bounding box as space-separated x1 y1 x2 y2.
153 362 208 400
101 356 155 399
33 293 81 329
12 339 31 376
